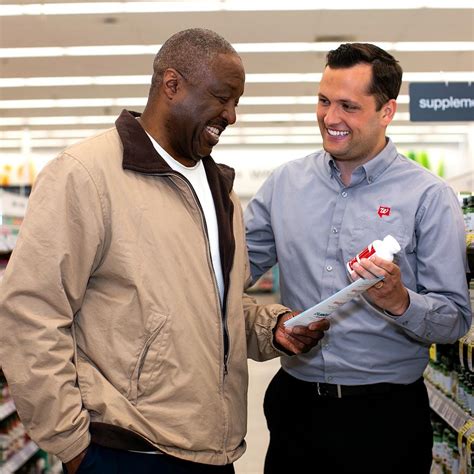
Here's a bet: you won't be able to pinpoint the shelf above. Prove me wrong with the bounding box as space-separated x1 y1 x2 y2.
0 440 38 474
426 379 473 432
0 400 15 422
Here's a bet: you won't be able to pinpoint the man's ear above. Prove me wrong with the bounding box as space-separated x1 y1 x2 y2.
381 99 397 126
162 68 180 100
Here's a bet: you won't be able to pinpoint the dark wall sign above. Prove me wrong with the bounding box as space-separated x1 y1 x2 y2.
409 82 474 122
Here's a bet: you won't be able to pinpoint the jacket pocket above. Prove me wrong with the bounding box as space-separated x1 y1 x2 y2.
129 312 169 405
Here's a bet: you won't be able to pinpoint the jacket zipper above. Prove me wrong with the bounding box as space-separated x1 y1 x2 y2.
142 170 230 379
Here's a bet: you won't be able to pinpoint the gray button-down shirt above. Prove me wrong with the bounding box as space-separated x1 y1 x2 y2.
245 139 472 384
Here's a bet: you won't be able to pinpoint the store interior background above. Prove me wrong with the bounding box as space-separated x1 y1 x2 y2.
0 2 473 473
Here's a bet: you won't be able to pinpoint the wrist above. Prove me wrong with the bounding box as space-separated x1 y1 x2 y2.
387 290 410 316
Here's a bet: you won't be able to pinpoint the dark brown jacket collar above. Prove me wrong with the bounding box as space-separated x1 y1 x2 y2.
115 109 235 193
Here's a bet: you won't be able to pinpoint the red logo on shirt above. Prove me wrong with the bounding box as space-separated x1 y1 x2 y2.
377 206 391 218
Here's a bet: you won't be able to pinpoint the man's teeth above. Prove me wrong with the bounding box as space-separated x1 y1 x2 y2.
206 126 221 139
327 129 350 137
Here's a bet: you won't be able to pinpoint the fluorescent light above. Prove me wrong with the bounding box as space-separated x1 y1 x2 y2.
1 1 472 16
404 72 474 82
0 45 160 58
0 75 150 87
2 42 473 58
0 95 413 110
0 96 316 109
0 138 82 148
0 116 116 126
0 129 102 139
0 133 466 149
238 112 413 122
0 98 147 109
2 72 473 88
0 111 467 127
237 41 474 53
0 123 467 140
386 42 474 52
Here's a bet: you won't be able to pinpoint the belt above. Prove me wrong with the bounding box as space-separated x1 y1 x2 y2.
281 370 422 399
313 381 400 398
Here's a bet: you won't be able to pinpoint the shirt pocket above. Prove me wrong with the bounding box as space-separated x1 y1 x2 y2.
344 216 408 266
128 311 169 405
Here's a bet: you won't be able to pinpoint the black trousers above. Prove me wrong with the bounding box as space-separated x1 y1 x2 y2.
263 369 433 474
63 442 235 474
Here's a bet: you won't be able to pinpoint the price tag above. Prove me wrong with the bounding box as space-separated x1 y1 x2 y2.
466 433 474 466
469 344 474 372
458 420 474 453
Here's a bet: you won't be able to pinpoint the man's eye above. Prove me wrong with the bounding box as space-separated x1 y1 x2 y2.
343 104 358 111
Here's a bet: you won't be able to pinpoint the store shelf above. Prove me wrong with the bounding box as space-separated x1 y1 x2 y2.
0 400 15 422
0 440 38 474
426 379 472 433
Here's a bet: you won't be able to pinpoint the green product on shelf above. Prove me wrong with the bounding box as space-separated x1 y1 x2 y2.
466 197 474 250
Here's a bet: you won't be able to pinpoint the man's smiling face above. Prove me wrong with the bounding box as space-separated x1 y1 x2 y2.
166 53 245 166
317 63 391 168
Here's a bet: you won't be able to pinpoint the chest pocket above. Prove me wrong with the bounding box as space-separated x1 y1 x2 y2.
345 216 408 265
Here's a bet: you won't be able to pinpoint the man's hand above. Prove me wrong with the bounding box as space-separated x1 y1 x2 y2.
274 311 330 354
351 255 409 316
64 447 88 474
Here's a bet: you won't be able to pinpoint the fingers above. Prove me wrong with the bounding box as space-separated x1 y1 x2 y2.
352 257 409 315
351 255 399 282
274 328 307 354
275 316 330 354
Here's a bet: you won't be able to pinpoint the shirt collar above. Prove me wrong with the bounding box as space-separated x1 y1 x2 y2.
324 138 398 185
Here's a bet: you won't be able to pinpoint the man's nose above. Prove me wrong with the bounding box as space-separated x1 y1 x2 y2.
324 105 340 126
222 102 237 125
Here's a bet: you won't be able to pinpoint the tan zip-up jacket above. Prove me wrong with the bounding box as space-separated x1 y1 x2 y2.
0 110 290 465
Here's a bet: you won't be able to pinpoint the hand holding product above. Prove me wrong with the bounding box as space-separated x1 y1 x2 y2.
347 235 401 278
285 235 401 329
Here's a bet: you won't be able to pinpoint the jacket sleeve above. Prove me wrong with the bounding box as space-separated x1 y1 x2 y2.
0 153 107 462
242 268 291 362
381 184 472 343
231 193 290 361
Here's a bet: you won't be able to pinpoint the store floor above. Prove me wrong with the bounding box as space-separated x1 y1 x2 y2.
234 292 281 474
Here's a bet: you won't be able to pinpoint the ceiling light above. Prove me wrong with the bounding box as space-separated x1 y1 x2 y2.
1 1 472 16
2 42 473 58
0 95 412 109
2 73 473 88
0 111 467 127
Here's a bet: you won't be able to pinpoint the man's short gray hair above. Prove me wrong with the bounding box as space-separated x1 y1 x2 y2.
149 28 238 96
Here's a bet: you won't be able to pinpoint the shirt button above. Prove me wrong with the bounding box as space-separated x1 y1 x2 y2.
327 376 333 382
326 265 333 272
402 321 408 326
341 191 348 198
367 176 373 183
332 227 338 233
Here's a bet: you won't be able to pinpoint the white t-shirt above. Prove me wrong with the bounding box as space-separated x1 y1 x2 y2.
145 132 224 306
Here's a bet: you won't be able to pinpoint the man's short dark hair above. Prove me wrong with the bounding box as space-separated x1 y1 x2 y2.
326 43 403 110
149 28 238 97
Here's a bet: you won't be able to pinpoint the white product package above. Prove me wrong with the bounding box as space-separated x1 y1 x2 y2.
284 276 383 328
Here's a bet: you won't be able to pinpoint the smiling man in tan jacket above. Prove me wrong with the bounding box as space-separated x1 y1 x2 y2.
0 28 328 474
